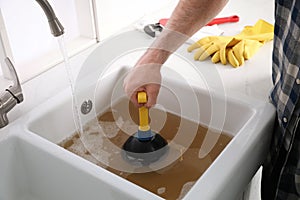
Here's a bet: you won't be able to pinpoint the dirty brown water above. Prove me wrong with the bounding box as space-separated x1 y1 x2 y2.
58 98 233 200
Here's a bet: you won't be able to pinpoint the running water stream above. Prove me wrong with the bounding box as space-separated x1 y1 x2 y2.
56 35 84 135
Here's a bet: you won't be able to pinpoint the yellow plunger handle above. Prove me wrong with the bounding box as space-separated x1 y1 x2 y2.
138 92 150 131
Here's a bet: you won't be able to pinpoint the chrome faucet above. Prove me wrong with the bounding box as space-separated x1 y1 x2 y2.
0 0 64 128
35 0 64 37
0 58 23 128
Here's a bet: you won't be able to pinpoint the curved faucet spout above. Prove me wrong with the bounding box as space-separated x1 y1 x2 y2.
36 0 64 37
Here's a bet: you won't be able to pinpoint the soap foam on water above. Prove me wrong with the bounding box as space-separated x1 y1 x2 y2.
58 98 232 199
157 187 166 195
177 181 196 199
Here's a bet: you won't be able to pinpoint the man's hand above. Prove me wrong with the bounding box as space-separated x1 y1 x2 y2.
123 63 162 108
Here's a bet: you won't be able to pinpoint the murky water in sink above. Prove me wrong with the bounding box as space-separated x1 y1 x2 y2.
58 98 232 200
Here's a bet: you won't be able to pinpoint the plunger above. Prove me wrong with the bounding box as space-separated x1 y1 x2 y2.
122 92 168 163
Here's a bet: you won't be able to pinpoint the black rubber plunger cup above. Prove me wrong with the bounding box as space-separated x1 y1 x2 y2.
122 92 168 164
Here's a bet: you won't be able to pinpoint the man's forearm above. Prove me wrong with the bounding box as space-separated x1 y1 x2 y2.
138 0 228 65
166 0 228 36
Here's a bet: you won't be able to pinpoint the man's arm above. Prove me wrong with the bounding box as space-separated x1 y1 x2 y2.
167 0 228 35
123 0 228 107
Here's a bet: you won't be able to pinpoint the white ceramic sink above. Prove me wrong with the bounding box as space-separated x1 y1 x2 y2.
9 30 275 200
0 131 152 200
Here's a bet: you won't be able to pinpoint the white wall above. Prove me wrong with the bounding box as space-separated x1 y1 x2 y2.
0 0 178 83
0 0 79 68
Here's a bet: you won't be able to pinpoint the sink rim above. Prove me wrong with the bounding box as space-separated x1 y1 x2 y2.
5 80 276 200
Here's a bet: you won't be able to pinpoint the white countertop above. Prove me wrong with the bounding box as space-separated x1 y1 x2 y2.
3 0 275 128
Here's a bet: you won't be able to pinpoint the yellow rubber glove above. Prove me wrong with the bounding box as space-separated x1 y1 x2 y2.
237 19 274 42
212 38 264 67
188 36 238 64
187 19 274 67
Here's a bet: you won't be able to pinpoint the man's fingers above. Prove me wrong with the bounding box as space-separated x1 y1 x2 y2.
144 85 160 108
145 95 157 108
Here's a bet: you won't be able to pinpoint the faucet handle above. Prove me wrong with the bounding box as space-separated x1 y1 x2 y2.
4 57 23 103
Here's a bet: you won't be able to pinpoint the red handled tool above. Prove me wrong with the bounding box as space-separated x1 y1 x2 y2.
159 15 239 26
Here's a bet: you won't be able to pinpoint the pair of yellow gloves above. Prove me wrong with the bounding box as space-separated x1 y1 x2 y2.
187 19 274 67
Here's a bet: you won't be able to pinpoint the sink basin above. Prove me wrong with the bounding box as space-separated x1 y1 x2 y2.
0 131 155 200
17 30 275 199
